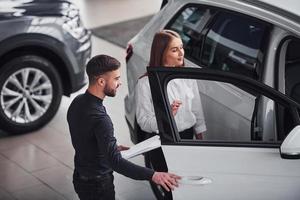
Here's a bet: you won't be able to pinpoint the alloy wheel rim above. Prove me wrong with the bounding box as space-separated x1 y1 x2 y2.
0 67 53 124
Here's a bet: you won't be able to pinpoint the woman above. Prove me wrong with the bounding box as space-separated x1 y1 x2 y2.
135 30 206 199
136 29 206 140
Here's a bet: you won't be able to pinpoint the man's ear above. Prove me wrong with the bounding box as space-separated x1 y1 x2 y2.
97 77 105 86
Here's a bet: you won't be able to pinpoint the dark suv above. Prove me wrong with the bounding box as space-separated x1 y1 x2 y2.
0 0 91 133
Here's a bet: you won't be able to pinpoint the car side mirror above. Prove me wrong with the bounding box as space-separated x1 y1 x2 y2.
280 125 300 159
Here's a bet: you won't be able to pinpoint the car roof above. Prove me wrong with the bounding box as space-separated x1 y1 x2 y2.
238 0 300 23
251 0 300 18
170 0 300 17
169 0 300 34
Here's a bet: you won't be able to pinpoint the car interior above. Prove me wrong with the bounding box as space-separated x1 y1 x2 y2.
282 38 300 138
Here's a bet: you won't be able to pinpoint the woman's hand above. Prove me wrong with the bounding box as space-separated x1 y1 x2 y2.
195 132 203 140
171 100 182 116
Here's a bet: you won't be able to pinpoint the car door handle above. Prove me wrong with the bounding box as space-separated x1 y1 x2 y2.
179 176 212 185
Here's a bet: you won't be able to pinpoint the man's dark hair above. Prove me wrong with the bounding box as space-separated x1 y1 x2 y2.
86 54 120 84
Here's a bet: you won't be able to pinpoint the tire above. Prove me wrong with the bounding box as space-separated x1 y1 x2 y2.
0 55 63 133
145 150 173 200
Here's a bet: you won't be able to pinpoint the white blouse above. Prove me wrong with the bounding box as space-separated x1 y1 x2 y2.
135 76 206 134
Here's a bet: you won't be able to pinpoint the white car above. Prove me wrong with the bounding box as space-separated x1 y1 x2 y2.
143 66 300 200
124 0 300 199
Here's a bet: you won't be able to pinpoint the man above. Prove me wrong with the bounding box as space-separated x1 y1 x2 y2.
67 55 180 200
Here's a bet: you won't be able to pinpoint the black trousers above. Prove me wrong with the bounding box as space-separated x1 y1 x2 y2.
179 127 194 139
144 128 193 199
73 171 115 200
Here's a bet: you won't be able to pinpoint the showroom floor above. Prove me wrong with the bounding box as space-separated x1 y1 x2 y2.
0 0 162 199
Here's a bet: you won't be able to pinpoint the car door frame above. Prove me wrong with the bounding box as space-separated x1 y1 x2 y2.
147 66 300 199
147 66 300 147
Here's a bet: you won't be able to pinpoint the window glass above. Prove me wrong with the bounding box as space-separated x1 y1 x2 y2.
166 77 285 143
167 6 269 80
168 6 215 58
201 12 268 79
281 39 300 137
285 39 300 102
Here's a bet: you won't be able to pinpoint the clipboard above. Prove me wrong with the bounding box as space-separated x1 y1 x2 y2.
121 135 161 159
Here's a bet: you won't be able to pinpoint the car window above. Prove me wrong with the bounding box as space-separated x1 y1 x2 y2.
166 77 295 144
168 6 216 57
285 39 300 102
279 38 300 138
201 12 269 80
167 5 270 80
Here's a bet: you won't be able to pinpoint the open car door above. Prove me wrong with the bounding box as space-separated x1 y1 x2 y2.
147 67 300 200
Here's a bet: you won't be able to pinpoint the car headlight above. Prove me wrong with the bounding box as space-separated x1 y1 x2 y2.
62 3 85 40
63 16 85 39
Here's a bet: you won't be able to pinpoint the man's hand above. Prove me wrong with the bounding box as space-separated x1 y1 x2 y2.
117 145 130 151
152 172 181 192
171 100 182 116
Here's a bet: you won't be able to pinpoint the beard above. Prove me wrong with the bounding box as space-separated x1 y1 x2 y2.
104 85 117 97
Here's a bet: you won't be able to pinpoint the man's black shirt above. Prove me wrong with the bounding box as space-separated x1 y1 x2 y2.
67 91 154 180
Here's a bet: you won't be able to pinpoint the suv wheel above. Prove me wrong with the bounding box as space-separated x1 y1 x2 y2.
0 55 62 133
